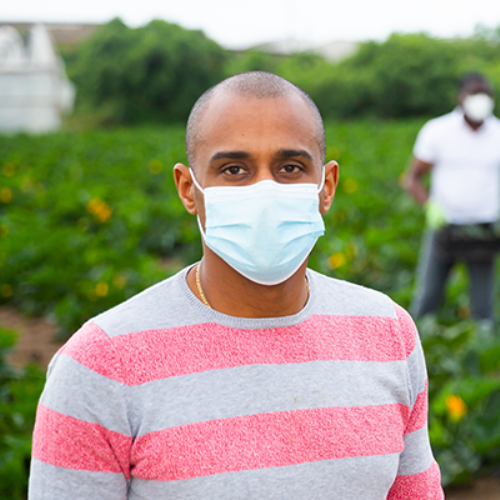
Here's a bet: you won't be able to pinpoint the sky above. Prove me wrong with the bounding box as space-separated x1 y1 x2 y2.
3 0 500 49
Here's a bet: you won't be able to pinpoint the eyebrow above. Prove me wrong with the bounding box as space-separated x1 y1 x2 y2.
210 151 250 162
275 149 313 162
210 149 314 163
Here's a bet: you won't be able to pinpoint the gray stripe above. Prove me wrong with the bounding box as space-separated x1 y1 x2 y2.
94 268 397 338
128 454 400 500
40 355 132 436
41 356 410 438
128 359 410 436
28 459 128 500
398 425 434 476
407 335 427 406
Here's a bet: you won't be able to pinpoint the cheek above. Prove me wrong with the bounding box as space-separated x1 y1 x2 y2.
194 190 206 225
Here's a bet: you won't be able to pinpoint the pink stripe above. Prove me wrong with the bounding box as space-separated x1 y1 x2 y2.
59 322 125 381
130 404 408 481
32 405 132 478
406 381 428 434
387 461 444 499
62 306 416 385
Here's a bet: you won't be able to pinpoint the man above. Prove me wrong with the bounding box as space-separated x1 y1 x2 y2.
405 72 500 323
29 72 443 499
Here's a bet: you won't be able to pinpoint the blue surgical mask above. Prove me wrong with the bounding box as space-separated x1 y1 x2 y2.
191 171 325 285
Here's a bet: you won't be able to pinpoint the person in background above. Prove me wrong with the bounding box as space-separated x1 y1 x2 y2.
404 72 500 325
29 72 443 499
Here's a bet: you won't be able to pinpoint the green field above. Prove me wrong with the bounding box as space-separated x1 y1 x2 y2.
1 120 500 493
0 120 429 330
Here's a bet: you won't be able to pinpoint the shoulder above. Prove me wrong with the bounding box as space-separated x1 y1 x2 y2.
53 267 193 359
488 115 500 133
308 270 418 357
49 267 196 383
418 110 459 136
93 266 195 338
308 269 397 318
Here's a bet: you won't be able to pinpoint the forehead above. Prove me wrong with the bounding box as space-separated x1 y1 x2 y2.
193 92 321 165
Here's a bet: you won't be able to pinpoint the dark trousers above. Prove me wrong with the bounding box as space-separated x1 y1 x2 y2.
411 230 496 322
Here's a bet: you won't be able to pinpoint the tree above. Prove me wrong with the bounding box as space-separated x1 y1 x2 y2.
67 19 227 124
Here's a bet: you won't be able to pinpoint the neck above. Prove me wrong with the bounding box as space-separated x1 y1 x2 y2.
186 248 310 318
463 114 484 131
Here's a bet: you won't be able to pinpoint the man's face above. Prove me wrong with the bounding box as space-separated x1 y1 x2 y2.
459 80 495 124
189 91 331 226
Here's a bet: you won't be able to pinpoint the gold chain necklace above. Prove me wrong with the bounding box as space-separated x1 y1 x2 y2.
195 264 310 309
195 263 211 308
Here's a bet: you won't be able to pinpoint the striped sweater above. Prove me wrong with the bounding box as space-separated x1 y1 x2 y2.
29 267 444 499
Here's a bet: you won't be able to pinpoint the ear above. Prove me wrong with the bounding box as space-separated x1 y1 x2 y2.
321 161 339 214
174 163 197 215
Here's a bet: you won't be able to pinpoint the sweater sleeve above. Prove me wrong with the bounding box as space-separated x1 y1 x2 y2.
387 307 444 500
28 322 132 500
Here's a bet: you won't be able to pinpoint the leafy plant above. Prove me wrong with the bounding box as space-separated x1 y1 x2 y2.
66 18 227 125
0 327 45 499
420 319 500 485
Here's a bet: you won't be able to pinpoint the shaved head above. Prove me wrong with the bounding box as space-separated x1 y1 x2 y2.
459 72 493 94
186 71 326 168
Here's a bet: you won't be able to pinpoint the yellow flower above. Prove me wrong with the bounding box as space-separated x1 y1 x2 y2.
328 252 346 270
86 199 112 223
0 187 12 203
446 395 468 422
95 283 109 297
343 178 358 194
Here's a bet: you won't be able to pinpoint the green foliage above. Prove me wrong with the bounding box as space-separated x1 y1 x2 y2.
0 127 200 335
421 319 500 485
62 21 500 123
224 50 281 76
0 327 45 499
67 18 227 124
222 31 500 120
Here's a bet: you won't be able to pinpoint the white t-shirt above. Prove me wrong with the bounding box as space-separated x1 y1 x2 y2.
413 109 500 224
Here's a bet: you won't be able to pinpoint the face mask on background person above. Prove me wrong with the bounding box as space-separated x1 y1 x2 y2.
462 93 495 122
191 171 326 285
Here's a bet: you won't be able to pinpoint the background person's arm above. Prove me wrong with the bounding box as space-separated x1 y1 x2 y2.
403 157 433 206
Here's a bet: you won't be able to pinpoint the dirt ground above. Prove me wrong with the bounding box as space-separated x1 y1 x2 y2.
446 478 500 499
0 306 64 369
1 305 500 499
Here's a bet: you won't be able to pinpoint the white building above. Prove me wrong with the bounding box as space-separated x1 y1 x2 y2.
0 24 75 133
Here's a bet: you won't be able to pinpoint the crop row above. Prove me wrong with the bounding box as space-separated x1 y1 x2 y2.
1 121 500 487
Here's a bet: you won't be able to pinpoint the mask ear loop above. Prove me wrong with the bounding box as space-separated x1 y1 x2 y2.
316 166 325 194
190 169 205 195
190 169 207 240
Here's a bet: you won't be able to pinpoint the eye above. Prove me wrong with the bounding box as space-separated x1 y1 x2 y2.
223 165 245 175
280 164 302 174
